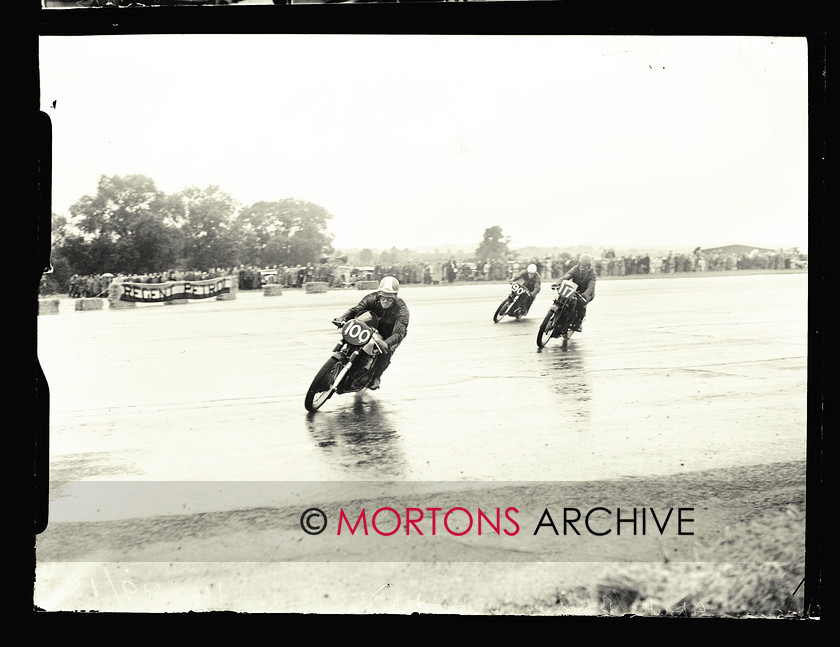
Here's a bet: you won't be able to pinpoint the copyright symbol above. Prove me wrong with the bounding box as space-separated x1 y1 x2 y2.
300 508 327 535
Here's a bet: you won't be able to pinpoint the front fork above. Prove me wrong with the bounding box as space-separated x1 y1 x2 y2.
330 349 360 392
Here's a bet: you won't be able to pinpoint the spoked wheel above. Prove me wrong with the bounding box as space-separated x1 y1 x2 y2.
493 298 511 323
304 357 344 412
536 310 557 348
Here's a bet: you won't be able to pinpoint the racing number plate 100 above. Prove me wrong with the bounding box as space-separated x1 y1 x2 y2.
341 320 374 346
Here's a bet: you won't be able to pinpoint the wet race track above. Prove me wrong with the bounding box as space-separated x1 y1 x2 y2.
34 271 809 612
39 272 808 486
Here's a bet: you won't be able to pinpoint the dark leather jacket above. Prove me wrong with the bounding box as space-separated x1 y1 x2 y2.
561 264 596 302
511 270 541 296
339 292 410 349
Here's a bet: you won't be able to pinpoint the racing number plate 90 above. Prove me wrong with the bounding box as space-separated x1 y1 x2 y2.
341 320 373 346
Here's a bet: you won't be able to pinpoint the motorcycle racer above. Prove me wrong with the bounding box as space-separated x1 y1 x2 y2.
509 263 541 317
559 254 596 332
333 276 409 390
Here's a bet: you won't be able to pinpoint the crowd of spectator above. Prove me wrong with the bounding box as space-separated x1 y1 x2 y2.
585 247 801 276
50 247 807 299
241 247 805 290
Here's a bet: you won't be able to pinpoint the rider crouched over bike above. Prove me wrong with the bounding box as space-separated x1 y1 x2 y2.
511 263 542 316
333 276 409 390
559 254 596 332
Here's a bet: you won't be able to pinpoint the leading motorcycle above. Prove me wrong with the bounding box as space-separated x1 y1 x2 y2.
493 283 532 323
536 280 583 350
304 312 386 412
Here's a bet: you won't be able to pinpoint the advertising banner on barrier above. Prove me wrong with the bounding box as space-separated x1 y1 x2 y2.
116 277 233 303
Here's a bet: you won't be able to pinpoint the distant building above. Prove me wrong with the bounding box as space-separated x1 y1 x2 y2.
699 244 777 255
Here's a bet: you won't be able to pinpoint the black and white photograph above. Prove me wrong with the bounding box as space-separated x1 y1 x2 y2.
34 2 822 618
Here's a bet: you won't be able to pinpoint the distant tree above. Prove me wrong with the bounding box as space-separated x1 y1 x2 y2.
47 213 74 248
233 198 335 267
45 213 80 285
171 185 239 271
377 248 398 266
476 226 511 262
64 174 180 274
359 248 374 266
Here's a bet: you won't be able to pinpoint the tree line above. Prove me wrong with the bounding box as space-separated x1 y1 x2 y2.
47 174 336 289
44 174 522 292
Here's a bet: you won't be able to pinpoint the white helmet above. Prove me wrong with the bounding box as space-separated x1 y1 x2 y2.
527 263 537 273
378 276 400 296
579 254 592 265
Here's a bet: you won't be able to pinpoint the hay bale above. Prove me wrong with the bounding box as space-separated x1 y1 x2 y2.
164 298 189 306
356 281 379 290
38 298 60 315
216 274 238 301
107 283 136 309
305 281 328 294
75 298 105 311
263 285 284 297
108 298 136 310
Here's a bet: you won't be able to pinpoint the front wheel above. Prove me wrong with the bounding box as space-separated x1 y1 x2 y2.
493 298 511 323
304 357 344 412
536 309 557 348
554 304 575 350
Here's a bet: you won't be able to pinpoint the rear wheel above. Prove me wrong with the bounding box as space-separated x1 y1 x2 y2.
493 298 511 323
536 310 557 348
305 357 344 412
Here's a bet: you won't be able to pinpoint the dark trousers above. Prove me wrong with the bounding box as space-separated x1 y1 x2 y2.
522 294 536 313
371 348 395 380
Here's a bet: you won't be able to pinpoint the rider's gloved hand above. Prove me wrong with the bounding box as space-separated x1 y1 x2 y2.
377 339 390 354
333 318 345 327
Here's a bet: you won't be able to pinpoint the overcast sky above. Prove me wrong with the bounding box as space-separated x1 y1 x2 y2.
38 34 809 254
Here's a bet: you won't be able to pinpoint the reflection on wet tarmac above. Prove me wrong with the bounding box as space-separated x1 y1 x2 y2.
305 397 410 478
533 350 592 426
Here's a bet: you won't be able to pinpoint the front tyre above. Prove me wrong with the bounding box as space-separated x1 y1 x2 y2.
304 357 344 412
493 298 511 323
554 303 575 350
536 310 557 348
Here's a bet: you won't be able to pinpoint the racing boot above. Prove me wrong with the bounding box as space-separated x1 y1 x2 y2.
572 307 584 332
368 353 392 390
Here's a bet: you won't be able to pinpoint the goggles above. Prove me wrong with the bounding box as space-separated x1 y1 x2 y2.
379 294 396 303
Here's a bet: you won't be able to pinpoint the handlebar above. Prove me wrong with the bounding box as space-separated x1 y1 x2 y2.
551 284 586 302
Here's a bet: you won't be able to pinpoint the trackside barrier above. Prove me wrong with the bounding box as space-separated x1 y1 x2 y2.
263 285 284 297
38 298 60 315
305 282 328 294
107 275 238 309
75 298 104 312
356 281 378 290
